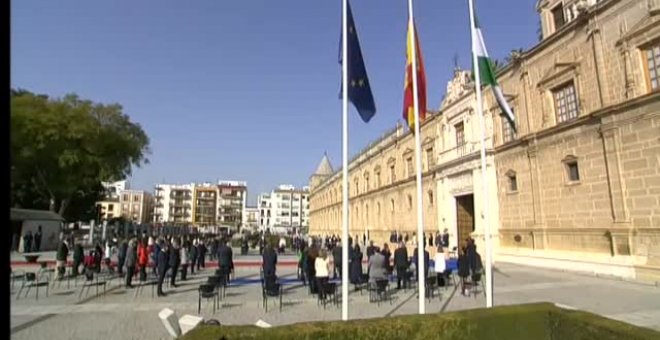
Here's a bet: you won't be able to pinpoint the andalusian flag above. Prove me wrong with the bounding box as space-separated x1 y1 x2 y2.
472 12 516 132
402 21 427 132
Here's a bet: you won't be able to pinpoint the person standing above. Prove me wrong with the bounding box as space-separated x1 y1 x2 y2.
197 240 207 271
306 243 319 294
381 243 392 274
457 246 470 296
412 246 430 280
189 239 198 275
262 243 278 280
72 239 84 277
332 243 342 279
137 238 149 282
216 239 233 285
180 240 189 281
34 226 43 252
315 249 331 301
23 231 33 253
169 240 181 288
117 238 128 277
349 244 363 286
442 228 450 248
394 242 409 290
156 241 169 297
434 245 448 287
368 248 388 283
124 239 137 288
54 239 69 281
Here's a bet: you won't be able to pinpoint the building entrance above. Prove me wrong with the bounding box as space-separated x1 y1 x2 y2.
455 194 475 249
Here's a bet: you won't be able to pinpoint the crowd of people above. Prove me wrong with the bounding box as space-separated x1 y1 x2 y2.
47 228 483 301
51 233 236 297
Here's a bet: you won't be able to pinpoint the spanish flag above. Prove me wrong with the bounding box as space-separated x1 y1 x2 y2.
402 21 427 132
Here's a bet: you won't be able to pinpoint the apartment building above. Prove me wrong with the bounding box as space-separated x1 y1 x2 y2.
258 185 310 233
153 181 247 231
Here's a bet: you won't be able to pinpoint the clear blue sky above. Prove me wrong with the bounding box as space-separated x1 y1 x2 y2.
11 0 539 205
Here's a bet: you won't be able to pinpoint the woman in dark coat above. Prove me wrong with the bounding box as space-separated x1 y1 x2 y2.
457 246 470 296
349 244 363 284
305 245 319 294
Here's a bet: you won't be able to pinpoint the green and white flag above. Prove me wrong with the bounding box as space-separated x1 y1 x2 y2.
471 13 516 132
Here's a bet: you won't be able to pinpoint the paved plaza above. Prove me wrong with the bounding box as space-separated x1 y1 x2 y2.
10 251 660 339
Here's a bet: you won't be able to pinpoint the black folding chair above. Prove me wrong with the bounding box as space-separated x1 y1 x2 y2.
78 270 107 299
198 284 218 314
319 281 338 309
368 279 391 306
261 277 283 312
16 272 50 301
425 275 439 301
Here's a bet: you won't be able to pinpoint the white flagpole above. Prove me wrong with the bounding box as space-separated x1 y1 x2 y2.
341 0 350 321
407 0 425 315
468 0 493 308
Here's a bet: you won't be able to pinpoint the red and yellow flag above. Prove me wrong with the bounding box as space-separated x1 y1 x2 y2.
402 21 427 132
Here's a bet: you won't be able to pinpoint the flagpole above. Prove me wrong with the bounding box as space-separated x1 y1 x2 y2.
341 0 350 321
468 0 493 308
407 0 426 315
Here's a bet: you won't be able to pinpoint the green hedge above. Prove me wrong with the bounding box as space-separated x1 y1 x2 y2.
181 303 659 340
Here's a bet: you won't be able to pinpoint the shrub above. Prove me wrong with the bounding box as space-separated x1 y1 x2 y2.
181 303 659 340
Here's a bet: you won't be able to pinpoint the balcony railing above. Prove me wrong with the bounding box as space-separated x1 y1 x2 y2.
437 141 487 164
170 193 192 200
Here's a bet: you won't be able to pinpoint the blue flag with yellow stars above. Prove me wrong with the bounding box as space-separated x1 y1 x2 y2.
339 0 376 123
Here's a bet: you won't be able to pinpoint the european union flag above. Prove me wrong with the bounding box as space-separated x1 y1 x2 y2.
339 0 376 123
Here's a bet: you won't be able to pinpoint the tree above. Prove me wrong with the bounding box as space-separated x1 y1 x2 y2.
11 89 150 220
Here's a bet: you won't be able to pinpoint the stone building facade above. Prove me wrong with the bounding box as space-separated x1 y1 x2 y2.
309 0 660 282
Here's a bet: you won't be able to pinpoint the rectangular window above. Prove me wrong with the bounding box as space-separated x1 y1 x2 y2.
455 122 465 146
645 43 660 91
134 195 140 201
508 174 518 192
553 81 579 123
406 157 413 177
390 165 396 183
122 194 129 201
552 4 565 31
426 148 435 169
108 204 114 211
502 109 516 143
567 161 580 182
376 172 381 188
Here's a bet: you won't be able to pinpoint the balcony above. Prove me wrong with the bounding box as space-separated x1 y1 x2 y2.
172 202 191 209
170 211 191 218
171 193 192 200
437 141 486 164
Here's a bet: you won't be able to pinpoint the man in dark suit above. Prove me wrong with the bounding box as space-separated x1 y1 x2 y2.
262 243 278 279
412 247 430 280
216 239 233 284
332 244 342 279
366 241 376 259
442 228 450 248
393 242 409 289
157 241 170 297
169 240 181 288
